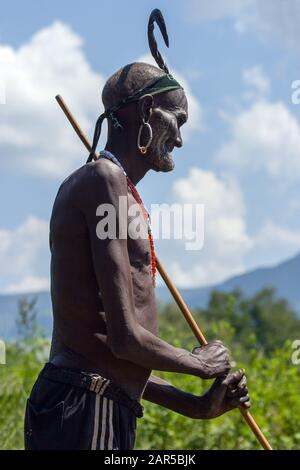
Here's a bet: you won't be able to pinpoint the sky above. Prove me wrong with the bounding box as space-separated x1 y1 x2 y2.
1 0 300 293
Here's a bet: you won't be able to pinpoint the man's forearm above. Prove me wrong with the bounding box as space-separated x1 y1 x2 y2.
142 375 207 419
110 324 208 378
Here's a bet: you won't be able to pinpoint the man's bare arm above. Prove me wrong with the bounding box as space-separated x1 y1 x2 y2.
143 375 201 418
75 162 230 379
143 373 251 420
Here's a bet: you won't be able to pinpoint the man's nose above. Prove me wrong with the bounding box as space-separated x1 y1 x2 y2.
174 132 183 148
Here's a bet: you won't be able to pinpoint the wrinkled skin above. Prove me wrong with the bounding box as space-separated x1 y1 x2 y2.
48 82 250 421
197 369 250 419
192 341 231 379
140 89 188 172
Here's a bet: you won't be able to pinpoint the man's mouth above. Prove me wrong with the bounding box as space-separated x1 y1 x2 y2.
166 140 175 153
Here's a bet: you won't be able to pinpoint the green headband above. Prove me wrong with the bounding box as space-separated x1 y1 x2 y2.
119 73 183 105
87 73 184 163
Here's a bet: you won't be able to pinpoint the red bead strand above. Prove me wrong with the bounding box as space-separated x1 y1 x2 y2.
126 177 156 286
98 151 156 286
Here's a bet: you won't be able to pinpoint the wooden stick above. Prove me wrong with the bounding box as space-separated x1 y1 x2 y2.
156 258 272 450
55 94 273 451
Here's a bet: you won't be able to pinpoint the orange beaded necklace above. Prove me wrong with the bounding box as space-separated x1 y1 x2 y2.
99 151 156 286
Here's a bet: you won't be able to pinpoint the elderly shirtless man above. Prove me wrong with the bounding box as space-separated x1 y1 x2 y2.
24 20 250 451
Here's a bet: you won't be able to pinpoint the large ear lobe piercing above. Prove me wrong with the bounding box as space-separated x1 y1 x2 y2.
137 118 153 155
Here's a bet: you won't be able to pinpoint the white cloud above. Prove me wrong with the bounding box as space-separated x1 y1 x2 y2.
4 276 50 295
154 165 300 288
256 220 300 248
0 79 5 104
246 220 300 268
187 0 300 48
0 26 203 178
0 22 104 178
217 100 300 182
154 168 252 287
137 53 204 141
243 66 270 100
213 68 300 273
0 216 50 294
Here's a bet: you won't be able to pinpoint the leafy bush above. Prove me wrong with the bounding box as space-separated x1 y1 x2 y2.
135 290 300 450
0 338 50 450
0 289 299 450
136 343 300 450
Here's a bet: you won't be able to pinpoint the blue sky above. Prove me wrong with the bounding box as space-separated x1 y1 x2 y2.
1 0 300 293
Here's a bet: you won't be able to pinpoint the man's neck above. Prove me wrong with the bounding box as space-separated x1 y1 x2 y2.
104 139 152 185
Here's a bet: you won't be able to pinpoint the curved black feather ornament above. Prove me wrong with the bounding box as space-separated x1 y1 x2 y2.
148 9 170 74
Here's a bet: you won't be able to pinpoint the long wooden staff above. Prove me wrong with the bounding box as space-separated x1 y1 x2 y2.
55 94 273 451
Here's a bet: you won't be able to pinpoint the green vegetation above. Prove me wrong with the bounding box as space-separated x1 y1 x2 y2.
0 296 49 450
0 289 300 450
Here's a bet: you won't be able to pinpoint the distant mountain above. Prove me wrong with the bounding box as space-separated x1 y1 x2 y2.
156 252 300 313
1 252 299 339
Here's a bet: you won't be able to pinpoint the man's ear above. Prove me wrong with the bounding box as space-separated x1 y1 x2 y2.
139 94 154 122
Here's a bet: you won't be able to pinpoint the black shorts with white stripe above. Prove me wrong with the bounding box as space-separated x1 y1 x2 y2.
24 363 143 450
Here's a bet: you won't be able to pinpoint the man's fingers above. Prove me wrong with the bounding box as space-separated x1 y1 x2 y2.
211 377 228 405
223 368 245 388
239 395 251 409
193 340 227 353
226 384 248 398
228 395 251 410
228 374 247 390
239 375 247 388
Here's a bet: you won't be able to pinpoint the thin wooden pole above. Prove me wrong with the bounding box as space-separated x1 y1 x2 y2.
55 94 273 451
156 257 272 450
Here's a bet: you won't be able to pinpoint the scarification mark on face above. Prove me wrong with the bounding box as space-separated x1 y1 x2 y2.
145 104 187 172
138 88 188 172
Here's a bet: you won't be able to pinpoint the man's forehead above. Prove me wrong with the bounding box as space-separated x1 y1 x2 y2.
155 89 188 113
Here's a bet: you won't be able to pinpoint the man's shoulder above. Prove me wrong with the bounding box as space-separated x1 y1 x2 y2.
61 159 128 208
61 159 125 190
74 158 125 184
89 158 125 183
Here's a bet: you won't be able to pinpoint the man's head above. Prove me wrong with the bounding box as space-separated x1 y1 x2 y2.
102 62 188 172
